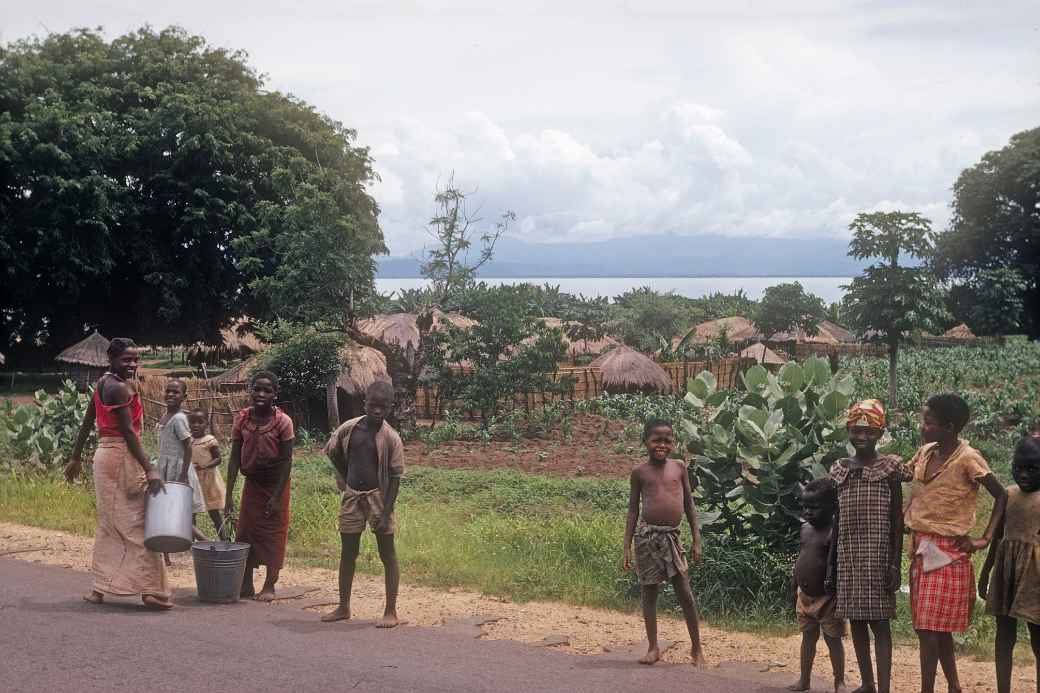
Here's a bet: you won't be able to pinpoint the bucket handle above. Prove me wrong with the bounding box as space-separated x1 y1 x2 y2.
215 514 237 544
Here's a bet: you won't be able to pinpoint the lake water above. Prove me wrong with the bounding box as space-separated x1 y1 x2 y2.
376 277 852 304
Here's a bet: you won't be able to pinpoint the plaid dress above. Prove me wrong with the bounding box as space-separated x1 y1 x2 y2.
831 456 903 620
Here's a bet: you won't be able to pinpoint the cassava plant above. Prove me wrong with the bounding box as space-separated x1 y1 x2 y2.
682 357 854 551
3 380 95 469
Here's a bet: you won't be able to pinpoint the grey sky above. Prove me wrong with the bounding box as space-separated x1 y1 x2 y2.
3 1 1037 256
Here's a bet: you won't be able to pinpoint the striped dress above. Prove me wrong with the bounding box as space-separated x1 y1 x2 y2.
830 455 903 620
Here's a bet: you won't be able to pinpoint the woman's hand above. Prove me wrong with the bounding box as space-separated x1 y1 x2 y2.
264 495 279 518
886 564 901 593
955 535 989 554
145 469 166 496
64 456 82 482
622 545 633 571
978 570 990 600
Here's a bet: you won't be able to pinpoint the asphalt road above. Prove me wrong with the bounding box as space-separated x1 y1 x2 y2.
0 558 784 692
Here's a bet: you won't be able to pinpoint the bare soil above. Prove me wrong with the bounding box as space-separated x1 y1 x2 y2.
3 521 1029 692
410 414 643 479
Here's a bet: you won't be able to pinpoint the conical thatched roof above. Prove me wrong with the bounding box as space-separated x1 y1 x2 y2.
358 309 478 350
944 323 976 340
220 319 263 354
685 316 759 344
336 343 390 396
208 355 260 385
55 332 110 367
770 320 855 345
590 345 672 393
740 342 787 366
531 317 620 357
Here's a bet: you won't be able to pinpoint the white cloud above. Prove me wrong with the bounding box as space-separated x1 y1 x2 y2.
2 0 1036 257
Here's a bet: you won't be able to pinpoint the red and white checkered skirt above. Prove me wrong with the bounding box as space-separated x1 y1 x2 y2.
910 532 975 633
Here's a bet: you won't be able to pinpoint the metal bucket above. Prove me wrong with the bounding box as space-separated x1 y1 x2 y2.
143 481 194 553
191 541 251 603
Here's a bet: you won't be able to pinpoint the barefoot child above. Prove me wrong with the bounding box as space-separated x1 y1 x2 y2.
978 434 1040 693
790 478 846 693
155 380 208 565
224 371 295 601
828 400 903 693
321 380 403 628
905 393 1007 693
623 418 704 665
189 409 227 539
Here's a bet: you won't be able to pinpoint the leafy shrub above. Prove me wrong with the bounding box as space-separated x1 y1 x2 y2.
258 329 342 401
2 380 93 468
682 358 854 551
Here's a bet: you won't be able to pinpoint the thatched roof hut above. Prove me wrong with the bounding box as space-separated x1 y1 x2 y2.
208 355 260 386
358 310 478 351
56 332 110 388
532 317 619 358
590 345 672 394
686 316 760 344
770 320 855 345
220 319 264 355
336 343 389 396
740 342 787 366
944 323 976 340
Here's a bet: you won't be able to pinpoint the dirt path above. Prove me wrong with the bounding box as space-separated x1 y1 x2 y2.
1 521 1030 692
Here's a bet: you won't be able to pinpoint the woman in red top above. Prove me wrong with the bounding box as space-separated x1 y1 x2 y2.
65 338 173 609
224 371 294 601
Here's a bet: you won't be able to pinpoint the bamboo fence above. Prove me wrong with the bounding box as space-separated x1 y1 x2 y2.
135 376 308 442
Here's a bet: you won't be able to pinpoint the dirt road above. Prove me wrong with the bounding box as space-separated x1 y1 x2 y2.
0 557 789 693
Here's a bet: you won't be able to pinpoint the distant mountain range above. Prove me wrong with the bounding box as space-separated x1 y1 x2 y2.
377 234 867 278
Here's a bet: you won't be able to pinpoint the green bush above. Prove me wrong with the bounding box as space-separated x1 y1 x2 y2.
2 380 93 468
258 329 342 401
682 358 854 551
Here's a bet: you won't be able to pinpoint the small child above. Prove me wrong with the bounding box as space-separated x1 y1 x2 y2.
155 380 208 564
828 400 903 693
623 418 704 666
904 393 1007 693
321 380 403 628
790 478 846 693
978 434 1040 693
188 409 227 539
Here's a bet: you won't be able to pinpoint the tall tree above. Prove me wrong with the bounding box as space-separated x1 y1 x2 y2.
946 267 1028 336
0 27 381 361
842 212 949 408
933 127 1040 337
562 294 610 353
752 282 826 339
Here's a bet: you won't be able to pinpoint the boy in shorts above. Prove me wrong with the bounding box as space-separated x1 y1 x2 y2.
321 380 403 628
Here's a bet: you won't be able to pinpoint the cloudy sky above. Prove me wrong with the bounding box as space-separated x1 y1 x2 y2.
3 1 1038 256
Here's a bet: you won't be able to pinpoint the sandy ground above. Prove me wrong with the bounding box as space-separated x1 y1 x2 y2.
2 521 1033 693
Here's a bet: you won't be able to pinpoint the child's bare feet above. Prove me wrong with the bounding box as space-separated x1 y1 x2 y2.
835 682 848 693
787 681 811 692
850 686 876 693
321 605 351 622
255 586 276 602
639 646 661 665
142 594 173 610
376 610 399 628
82 591 104 604
690 647 706 667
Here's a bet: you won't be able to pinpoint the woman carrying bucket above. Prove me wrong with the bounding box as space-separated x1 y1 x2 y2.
65 338 173 610
224 371 294 601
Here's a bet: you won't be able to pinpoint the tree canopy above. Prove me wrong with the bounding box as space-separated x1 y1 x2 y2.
841 211 948 407
752 281 825 339
0 27 383 361
933 127 1040 337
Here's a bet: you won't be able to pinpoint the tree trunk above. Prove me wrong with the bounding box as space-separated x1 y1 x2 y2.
325 375 340 431
887 338 899 411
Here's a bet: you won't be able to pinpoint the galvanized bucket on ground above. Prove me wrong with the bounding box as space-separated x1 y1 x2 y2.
191 518 250 603
143 481 194 553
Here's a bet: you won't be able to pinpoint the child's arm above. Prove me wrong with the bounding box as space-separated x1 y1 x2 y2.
978 506 1005 600
957 474 1007 554
887 475 904 592
205 442 222 469
622 469 641 570
681 464 701 562
180 436 193 483
824 507 839 594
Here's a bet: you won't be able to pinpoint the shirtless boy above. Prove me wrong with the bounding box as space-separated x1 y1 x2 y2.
623 419 704 665
790 478 846 693
321 381 403 628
